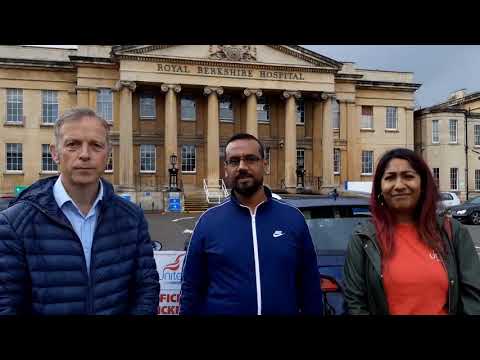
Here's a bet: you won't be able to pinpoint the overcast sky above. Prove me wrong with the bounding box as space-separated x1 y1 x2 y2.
36 45 480 109
304 45 480 108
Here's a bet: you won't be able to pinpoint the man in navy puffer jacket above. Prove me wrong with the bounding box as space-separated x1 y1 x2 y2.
180 133 323 315
0 108 159 315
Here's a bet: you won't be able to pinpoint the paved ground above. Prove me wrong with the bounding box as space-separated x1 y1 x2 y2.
145 212 201 251
146 212 480 253
466 225 480 254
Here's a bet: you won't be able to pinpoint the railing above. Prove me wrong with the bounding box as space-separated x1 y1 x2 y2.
203 179 209 203
280 176 322 192
220 179 230 198
203 179 229 204
304 176 322 192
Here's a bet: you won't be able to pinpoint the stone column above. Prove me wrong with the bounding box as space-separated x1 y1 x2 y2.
405 107 414 150
161 84 182 179
244 88 262 137
322 93 334 188
346 101 358 180
312 98 323 178
76 87 89 107
117 80 136 191
204 86 223 186
282 90 301 191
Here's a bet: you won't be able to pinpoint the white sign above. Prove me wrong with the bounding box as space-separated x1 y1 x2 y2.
154 250 186 315
344 181 373 194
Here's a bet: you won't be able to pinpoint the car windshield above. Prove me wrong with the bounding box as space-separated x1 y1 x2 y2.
466 197 480 204
440 193 454 201
301 205 371 219
306 217 371 255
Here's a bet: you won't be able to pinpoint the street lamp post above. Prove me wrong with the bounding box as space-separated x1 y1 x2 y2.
168 153 179 191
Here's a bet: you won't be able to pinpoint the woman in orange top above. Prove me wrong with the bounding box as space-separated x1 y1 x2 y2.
344 148 480 315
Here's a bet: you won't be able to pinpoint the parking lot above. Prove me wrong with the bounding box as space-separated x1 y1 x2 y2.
146 212 480 254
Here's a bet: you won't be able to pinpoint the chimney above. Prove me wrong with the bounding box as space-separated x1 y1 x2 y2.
448 89 466 101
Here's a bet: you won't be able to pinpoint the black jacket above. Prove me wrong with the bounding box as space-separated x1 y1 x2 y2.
343 217 480 315
0 176 160 315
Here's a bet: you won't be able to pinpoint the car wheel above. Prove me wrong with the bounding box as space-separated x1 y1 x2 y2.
471 211 480 225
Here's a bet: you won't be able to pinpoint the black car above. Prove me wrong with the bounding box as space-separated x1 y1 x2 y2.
0 196 15 211
450 196 480 225
281 193 371 315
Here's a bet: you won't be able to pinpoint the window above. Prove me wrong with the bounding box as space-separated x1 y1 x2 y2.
181 95 196 121
257 96 270 123
433 168 440 187
449 119 458 143
476 170 480 191
475 125 480 146
332 100 340 129
41 144 58 172
361 151 374 175
450 168 458 191
219 95 233 122
334 148 341 174
97 89 113 122
6 143 22 171
432 120 439 144
6 89 23 123
296 99 305 125
140 144 156 173
181 145 196 172
139 94 156 119
42 90 58 124
296 148 305 168
265 147 271 174
361 106 373 129
105 151 113 173
386 107 398 130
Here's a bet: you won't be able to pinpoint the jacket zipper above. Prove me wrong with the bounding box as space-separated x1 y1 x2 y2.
251 214 262 315
239 201 265 316
89 208 104 314
362 236 389 314
26 200 97 314
438 254 452 314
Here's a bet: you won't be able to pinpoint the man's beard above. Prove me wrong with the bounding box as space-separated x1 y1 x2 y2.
232 173 263 197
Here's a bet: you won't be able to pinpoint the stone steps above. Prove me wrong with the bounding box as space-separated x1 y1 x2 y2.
184 193 209 212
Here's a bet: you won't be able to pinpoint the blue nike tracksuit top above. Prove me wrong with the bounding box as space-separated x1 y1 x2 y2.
180 187 323 315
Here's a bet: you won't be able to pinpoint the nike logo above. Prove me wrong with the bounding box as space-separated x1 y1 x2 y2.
273 230 284 238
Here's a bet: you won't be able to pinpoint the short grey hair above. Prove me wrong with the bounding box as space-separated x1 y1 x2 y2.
54 107 111 149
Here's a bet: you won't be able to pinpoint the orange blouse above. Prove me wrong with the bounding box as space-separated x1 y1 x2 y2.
382 223 449 315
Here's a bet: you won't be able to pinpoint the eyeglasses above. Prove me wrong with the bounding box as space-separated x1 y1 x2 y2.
225 155 261 167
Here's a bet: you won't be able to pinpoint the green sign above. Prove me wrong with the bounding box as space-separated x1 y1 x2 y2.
15 186 28 196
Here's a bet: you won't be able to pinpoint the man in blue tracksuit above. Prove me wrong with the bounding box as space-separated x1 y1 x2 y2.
180 133 323 315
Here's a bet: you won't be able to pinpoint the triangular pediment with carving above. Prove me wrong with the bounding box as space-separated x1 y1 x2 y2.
112 45 342 71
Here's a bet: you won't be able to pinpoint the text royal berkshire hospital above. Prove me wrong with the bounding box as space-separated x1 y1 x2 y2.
1 45 480 205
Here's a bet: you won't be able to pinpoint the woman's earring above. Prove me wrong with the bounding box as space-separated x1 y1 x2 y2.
377 193 385 206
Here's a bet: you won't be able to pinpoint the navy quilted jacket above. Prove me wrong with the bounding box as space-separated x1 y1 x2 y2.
0 176 160 315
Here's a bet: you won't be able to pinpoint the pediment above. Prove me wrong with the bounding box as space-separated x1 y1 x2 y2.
112 45 342 70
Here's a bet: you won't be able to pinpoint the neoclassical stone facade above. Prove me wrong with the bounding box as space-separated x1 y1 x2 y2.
415 89 480 200
0 45 420 197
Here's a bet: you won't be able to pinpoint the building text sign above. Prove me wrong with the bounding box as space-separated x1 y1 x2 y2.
157 63 306 81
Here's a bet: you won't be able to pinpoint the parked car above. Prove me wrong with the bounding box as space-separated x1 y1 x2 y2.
438 192 461 210
281 193 371 315
450 196 480 225
0 196 15 211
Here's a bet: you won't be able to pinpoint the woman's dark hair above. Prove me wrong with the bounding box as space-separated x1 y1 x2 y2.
370 148 444 259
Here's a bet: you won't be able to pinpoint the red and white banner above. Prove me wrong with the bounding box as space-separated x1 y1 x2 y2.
154 251 186 315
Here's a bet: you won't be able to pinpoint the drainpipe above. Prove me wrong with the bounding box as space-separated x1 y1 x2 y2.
465 109 469 201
